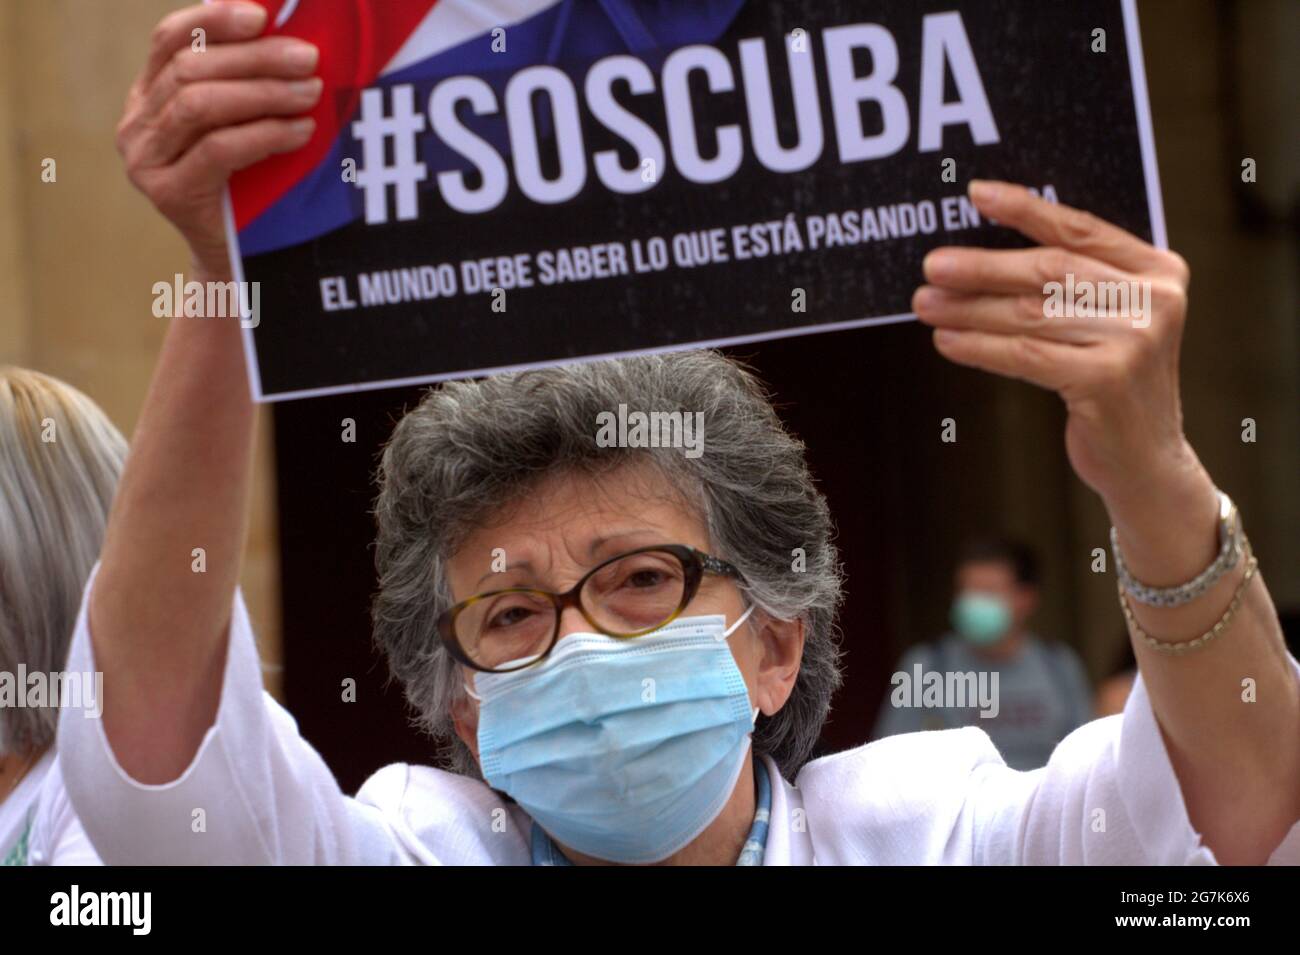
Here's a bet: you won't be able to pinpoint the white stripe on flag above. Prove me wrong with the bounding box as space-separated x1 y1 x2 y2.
381 0 565 77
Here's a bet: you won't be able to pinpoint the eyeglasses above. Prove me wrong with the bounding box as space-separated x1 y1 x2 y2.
437 544 747 673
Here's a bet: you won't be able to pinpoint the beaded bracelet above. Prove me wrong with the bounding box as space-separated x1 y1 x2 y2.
1118 537 1259 656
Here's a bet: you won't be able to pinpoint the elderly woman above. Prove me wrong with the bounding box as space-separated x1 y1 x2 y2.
59 2 1299 865
0 368 121 865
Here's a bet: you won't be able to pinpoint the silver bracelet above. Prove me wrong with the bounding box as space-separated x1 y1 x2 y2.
1110 489 1242 608
1118 541 1258 655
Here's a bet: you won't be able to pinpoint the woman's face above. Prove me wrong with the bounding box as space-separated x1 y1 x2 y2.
447 460 804 763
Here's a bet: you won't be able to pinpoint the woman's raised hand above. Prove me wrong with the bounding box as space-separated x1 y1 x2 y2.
914 180 1195 514
117 0 319 275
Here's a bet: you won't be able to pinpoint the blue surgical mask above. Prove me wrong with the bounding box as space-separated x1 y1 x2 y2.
951 591 1012 645
467 606 758 864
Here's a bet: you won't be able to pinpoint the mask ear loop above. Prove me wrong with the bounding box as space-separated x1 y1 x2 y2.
722 602 757 639
725 604 762 728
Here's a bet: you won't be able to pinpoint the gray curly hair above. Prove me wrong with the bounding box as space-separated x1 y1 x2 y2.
371 350 844 781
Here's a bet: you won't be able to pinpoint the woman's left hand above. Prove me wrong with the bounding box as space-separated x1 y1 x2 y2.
913 180 1198 517
917 183 1300 866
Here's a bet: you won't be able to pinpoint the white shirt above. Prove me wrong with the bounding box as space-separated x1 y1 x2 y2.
56 579 1300 865
1 750 100 865
0 750 51 864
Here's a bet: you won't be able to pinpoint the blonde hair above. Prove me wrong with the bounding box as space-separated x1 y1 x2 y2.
0 368 125 754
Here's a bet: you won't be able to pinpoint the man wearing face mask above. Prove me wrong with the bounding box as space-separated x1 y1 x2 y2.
874 538 1093 771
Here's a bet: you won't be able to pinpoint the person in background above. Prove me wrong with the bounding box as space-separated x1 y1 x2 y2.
0 367 118 865
874 538 1092 771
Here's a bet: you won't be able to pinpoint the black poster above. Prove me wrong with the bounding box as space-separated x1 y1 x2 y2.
224 0 1165 400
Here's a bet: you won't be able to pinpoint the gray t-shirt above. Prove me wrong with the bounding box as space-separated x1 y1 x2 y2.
873 634 1094 771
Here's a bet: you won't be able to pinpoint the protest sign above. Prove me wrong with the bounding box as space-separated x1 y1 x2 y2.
223 0 1166 400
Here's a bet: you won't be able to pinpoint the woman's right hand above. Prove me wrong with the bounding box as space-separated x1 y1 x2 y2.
78 1 321 785
117 0 321 275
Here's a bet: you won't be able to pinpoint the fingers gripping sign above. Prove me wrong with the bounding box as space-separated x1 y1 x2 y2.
914 180 1192 503
118 1 321 274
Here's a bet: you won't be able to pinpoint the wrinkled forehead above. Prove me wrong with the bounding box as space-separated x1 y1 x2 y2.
444 459 709 597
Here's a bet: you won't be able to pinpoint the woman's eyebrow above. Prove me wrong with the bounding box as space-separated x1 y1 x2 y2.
472 559 534 591
587 530 664 557
468 531 668 591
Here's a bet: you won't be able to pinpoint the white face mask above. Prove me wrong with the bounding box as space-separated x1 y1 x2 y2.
467 606 759 864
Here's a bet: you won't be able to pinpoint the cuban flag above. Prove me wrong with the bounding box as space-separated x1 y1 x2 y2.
231 0 747 256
